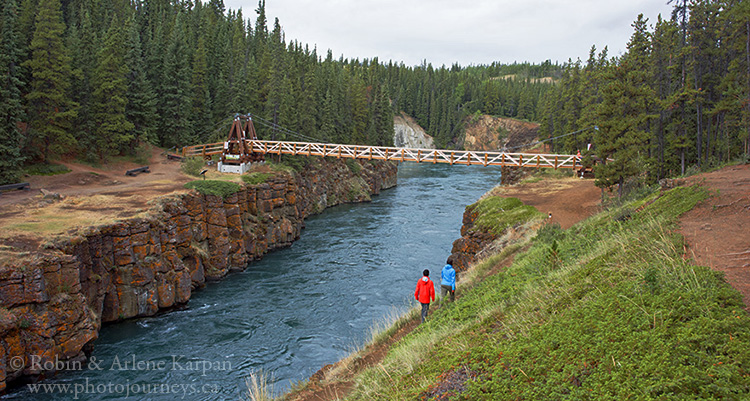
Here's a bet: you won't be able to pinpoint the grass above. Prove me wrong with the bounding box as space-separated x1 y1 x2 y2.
184 180 241 198
338 184 750 400
243 172 273 185
471 196 544 235
0 194 151 240
245 370 276 401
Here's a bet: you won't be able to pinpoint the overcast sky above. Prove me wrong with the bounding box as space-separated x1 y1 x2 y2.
222 0 675 67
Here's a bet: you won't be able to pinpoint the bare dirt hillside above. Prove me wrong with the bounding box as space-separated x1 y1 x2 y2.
680 163 750 309
463 115 539 151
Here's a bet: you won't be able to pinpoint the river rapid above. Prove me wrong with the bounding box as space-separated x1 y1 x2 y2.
7 163 502 400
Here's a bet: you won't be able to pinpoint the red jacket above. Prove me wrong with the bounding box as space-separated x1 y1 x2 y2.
414 277 435 304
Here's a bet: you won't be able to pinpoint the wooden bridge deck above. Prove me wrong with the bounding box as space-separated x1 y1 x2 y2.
182 140 580 169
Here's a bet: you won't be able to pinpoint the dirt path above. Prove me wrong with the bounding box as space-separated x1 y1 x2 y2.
680 163 750 309
489 176 602 229
0 147 192 253
0 147 190 209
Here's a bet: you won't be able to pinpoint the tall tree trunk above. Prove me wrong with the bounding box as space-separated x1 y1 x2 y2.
746 20 750 155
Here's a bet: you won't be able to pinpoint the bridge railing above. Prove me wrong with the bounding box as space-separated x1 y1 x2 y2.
245 140 578 169
180 140 580 169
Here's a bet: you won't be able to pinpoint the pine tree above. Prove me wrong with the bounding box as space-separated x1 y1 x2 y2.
124 17 157 146
190 35 213 140
594 15 656 196
91 16 134 161
24 0 77 162
0 0 25 183
68 9 98 161
160 12 194 148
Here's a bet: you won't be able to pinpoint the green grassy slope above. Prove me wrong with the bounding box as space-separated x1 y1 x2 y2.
346 185 750 400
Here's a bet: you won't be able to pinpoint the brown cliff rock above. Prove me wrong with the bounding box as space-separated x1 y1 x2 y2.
0 158 396 392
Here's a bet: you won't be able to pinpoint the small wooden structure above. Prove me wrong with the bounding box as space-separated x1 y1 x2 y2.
217 115 264 173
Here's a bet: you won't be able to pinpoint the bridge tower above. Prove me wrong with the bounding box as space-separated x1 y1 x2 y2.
217 115 264 173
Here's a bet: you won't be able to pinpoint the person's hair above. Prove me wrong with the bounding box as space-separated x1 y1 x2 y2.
446 256 454 265
422 269 429 277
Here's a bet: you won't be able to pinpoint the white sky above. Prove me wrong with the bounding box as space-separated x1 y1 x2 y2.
223 0 675 67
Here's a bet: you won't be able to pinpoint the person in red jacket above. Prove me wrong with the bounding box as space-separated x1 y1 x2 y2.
415 269 436 324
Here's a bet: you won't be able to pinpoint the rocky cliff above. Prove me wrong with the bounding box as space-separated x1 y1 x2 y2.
393 113 435 149
0 158 397 392
450 195 542 272
463 115 539 151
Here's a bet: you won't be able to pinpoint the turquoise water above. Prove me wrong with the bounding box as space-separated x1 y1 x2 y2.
7 163 502 400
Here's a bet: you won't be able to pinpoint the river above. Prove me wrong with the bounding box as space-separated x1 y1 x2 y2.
7 163 502 400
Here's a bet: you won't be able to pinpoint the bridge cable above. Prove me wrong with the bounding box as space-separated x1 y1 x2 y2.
502 126 598 151
243 112 324 143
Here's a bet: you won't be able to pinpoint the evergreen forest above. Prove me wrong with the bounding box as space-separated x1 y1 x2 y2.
1 0 749 194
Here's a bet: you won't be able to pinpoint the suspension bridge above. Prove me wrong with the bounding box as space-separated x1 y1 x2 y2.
176 114 586 172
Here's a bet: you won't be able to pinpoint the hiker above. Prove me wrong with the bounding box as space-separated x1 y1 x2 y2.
414 269 435 323
440 257 456 303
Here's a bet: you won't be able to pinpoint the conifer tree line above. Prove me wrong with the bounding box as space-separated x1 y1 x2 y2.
6 0 742 194
538 0 750 194
0 0 400 183
0 0 562 184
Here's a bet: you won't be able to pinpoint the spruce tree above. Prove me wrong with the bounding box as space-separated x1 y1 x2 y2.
160 12 194 147
594 15 656 197
190 35 213 140
24 0 77 162
91 16 134 160
0 0 25 183
124 17 157 146
68 9 98 161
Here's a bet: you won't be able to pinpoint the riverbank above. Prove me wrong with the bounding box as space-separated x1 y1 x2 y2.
0 157 397 392
283 172 602 400
283 166 750 400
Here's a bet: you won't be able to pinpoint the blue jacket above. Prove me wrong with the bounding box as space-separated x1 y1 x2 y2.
441 264 456 290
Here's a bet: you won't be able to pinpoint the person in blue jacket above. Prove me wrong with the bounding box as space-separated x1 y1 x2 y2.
440 256 456 303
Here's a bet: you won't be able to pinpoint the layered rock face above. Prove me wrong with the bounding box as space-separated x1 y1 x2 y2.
449 205 497 272
0 159 396 392
393 113 435 149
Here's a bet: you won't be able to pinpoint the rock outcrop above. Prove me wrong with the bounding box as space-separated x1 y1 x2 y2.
463 115 539 151
393 113 435 149
0 158 397 392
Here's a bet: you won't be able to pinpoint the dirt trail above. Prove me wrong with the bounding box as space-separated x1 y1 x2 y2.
0 147 190 209
680 163 750 309
488 176 601 229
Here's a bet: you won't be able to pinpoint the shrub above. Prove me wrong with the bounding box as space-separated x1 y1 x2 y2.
242 172 271 185
345 159 362 175
184 180 241 198
180 157 205 176
24 163 71 176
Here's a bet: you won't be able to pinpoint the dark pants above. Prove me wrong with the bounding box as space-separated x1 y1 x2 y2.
441 285 455 302
420 303 430 323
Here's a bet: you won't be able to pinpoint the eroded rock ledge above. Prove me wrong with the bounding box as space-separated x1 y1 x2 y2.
0 159 397 391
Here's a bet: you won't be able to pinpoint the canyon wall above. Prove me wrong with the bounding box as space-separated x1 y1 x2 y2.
0 159 397 392
393 113 435 149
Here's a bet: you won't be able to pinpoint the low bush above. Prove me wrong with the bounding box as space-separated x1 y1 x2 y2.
180 157 205 177
184 180 241 198
24 163 71 176
242 172 271 185
345 159 362 175
348 185 750 400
